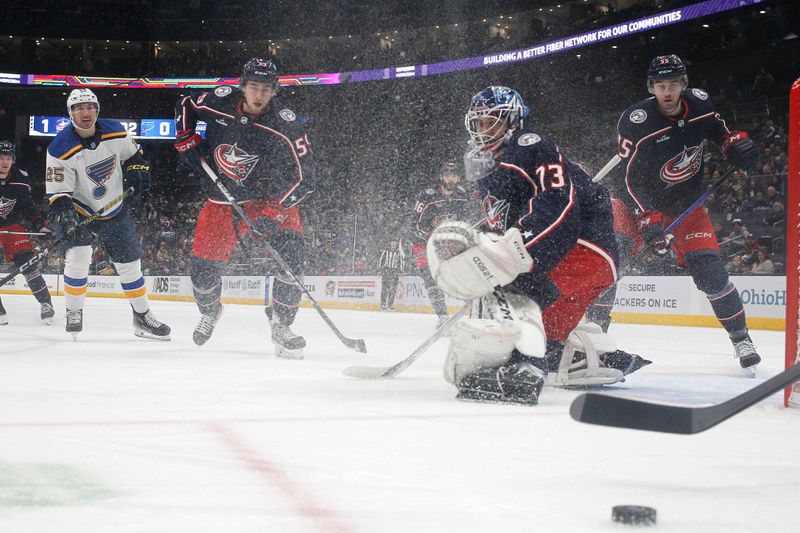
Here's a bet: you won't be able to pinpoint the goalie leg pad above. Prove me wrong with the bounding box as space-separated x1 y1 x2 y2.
504 292 546 358
443 318 520 385
545 322 624 387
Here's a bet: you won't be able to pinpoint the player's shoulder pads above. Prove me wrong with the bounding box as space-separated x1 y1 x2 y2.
48 126 83 160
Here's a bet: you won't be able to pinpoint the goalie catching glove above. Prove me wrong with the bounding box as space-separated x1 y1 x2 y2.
427 221 533 301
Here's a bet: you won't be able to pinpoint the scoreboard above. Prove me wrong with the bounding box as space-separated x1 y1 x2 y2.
28 116 207 140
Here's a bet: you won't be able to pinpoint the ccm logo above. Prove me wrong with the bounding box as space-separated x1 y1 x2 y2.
685 232 712 240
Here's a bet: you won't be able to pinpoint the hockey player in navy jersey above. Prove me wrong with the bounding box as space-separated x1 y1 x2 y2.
410 161 470 329
46 88 170 340
587 55 762 372
0 140 54 325
427 86 648 405
174 58 313 358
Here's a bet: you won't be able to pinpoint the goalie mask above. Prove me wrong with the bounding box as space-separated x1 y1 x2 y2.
67 88 100 131
465 86 529 150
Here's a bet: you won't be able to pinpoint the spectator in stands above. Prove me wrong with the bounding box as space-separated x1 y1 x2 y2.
763 201 785 228
751 247 775 274
765 185 783 205
727 219 751 242
725 255 748 274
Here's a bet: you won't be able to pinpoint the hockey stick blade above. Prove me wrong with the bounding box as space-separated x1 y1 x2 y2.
570 363 800 434
343 302 471 379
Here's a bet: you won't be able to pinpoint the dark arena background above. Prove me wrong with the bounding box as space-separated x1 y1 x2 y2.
0 1 799 531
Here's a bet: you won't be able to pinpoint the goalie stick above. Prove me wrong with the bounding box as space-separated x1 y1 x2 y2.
0 187 134 289
570 363 800 434
343 301 471 379
198 159 367 354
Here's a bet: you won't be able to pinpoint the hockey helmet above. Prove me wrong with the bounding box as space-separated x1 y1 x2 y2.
0 140 15 161
465 86 529 149
439 161 460 179
67 88 100 130
647 55 688 93
240 58 279 90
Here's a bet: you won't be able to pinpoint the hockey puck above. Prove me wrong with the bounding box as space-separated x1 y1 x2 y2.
612 505 657 526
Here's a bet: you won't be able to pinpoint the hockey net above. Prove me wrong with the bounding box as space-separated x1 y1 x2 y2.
787 78 800 408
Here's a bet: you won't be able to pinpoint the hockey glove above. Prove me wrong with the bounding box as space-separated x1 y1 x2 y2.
428 221 533 301
49 203 92 255
174 131 206 176
124 155 152 196
722 131 759 172
637 210 670 256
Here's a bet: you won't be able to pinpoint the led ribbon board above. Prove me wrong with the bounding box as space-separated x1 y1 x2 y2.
2 0 766 89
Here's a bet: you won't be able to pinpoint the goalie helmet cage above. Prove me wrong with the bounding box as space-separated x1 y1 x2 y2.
787 78 800 408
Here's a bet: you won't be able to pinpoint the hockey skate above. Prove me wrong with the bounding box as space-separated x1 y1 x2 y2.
193 305 223 346
733 334 761 375
65 309 83 340
40 302 55 325
133 309 171 341
0 299 7 325
456 360 546 406
271 322 306 359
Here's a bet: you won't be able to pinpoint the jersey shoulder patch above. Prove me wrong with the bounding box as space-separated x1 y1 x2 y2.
691 88 709 100
279 109 297 122
423 188 435 195
517 133 541 146
628 108 648 124
214 85 233 97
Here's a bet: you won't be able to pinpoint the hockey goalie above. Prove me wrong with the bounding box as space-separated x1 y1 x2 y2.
427 85 651 406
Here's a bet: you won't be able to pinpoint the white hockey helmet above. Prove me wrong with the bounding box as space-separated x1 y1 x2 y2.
67 88 100 130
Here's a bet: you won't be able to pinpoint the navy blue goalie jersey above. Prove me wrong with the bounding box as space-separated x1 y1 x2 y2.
476 129 618 275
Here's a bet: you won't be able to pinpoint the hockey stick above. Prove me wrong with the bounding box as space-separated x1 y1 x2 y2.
198 159 367 353
591 154 621 183
0 188 133 289
0 230 49 236
343 301 471 379
570 363 800 434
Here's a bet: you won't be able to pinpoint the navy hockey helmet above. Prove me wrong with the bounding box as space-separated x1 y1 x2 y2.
465 86 529 149
240 58 279 90
647 55 688 93
0 140 15 161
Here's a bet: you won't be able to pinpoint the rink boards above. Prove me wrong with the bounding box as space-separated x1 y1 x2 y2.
0 273 786 330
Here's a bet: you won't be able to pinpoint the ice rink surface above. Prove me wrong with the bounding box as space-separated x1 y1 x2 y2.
0 293 797 532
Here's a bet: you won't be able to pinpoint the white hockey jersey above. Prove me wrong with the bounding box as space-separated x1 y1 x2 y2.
45 118 138 219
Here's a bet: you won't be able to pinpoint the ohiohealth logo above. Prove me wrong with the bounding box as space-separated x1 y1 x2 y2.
740 288 785 306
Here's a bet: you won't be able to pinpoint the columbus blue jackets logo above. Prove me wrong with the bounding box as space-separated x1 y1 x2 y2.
660 144 703 187
482 195 510 230
214 143 260 183
0 196 16 219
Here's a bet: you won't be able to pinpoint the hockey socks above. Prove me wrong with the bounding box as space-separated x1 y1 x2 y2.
272 277 301 326
706 282 748 337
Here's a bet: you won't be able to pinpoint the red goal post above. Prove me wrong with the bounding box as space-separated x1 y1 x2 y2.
786 78 800 407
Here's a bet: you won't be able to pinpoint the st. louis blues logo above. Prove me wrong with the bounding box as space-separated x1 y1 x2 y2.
482 195 510 230
0 196 16 219
660 144 703 187
214 143 259 184
85 155 117 199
